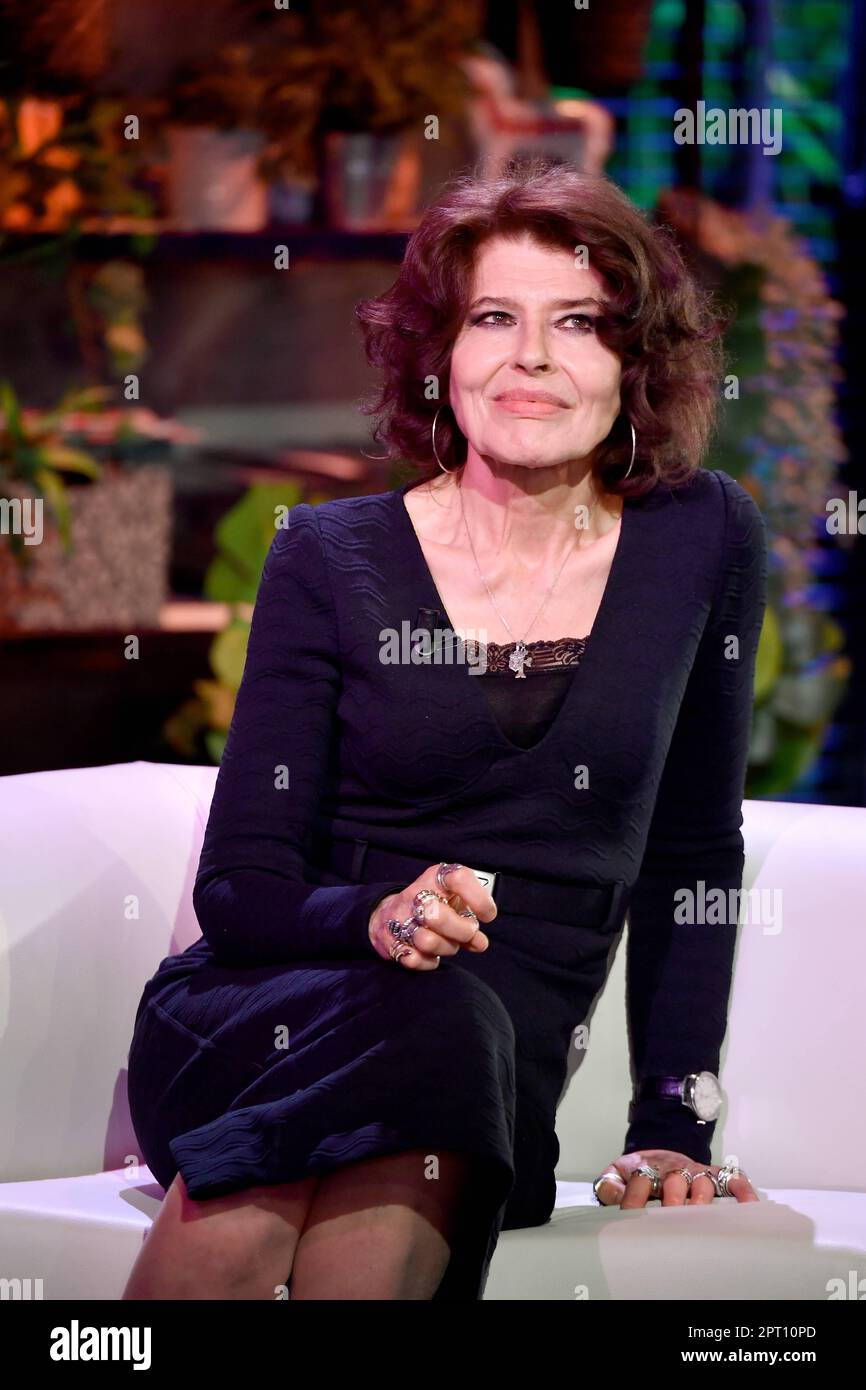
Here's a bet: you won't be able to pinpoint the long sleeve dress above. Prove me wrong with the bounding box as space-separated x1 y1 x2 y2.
126 466 768 1300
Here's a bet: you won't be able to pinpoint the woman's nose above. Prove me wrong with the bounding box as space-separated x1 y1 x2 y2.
512 320 553 371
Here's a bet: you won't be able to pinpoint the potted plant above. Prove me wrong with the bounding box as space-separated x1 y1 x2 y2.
0 95 156 233
0 381 198 633
159 42 273 231
270 1 476 230
147 3 477 232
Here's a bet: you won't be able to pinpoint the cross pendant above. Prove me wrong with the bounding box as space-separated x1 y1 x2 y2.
508 641 532 678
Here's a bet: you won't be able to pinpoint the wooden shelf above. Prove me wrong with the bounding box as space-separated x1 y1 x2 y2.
0 599 242 642
0 225 411 262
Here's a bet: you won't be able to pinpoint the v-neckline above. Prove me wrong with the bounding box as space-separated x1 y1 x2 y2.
393 477 634 756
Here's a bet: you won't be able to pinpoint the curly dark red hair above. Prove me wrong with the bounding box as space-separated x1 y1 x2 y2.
355 156 725 494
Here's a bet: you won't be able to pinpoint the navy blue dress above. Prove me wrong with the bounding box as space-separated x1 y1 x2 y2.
126 468 767 1300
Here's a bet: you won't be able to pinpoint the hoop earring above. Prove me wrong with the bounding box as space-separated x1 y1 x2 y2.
623 420 636 480
432 405 458 473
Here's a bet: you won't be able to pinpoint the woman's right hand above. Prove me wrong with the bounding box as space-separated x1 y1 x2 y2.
368 864 497 969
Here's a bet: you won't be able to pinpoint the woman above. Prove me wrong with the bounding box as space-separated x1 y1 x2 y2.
124 157 767 1302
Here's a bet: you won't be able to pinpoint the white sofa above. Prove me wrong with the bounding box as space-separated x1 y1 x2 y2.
0 760 864 1300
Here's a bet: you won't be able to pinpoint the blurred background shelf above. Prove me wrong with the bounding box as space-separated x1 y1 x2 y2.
0 227 412 262
0 599 278 775
0 605 220 774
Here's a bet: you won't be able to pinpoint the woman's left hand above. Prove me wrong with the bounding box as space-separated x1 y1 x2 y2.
594 1149 760 1207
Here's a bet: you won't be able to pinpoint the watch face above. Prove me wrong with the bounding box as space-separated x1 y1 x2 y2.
692 1071 723 1121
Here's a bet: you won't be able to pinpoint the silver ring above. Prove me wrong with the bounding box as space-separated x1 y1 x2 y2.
592 1170 626 1203
412 889 448 920
435 863 478 919
676 1167 693 1185
634 1163 661 1197
716 1165 747 1197
436 862 463 893
386 915 419 945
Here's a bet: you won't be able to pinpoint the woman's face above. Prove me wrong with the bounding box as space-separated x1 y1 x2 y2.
448 233 622 472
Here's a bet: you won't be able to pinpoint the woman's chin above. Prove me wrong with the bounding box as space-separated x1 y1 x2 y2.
473 446 592 473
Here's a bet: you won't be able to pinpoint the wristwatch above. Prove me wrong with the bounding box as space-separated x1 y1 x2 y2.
634 1071 723 1123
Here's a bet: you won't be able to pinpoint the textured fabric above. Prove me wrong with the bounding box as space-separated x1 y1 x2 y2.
127 945 518 1301
126 466 767 1300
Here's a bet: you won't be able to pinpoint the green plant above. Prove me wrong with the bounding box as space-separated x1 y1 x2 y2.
0 96 155 239
275 1 476 180
86 260 149 379
0 380 200 564
0 380 104 556
167 43 275 135
160 2 476 184
748 606 849 797
657 190 849 798
164 480 321 763
204 480 304 604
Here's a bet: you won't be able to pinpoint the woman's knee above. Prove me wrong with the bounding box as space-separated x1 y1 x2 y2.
304 1147 474 1230
151 1169 320 1258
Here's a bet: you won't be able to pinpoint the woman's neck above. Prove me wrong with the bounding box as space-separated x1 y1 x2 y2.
437 451 623 559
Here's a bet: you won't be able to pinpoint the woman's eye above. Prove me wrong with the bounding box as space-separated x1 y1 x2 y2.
470 311 598 331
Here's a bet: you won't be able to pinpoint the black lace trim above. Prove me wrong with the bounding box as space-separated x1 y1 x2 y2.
464 635 587 675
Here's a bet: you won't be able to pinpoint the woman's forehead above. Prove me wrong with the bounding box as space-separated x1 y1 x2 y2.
468 237 609 299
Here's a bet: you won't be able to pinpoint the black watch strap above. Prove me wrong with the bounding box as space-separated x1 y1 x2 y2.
635 1075 686 1103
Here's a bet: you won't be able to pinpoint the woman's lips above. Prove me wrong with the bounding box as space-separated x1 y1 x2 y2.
493 396 568 416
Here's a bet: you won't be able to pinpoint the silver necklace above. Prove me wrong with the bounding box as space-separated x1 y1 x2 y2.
457 479 577 679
